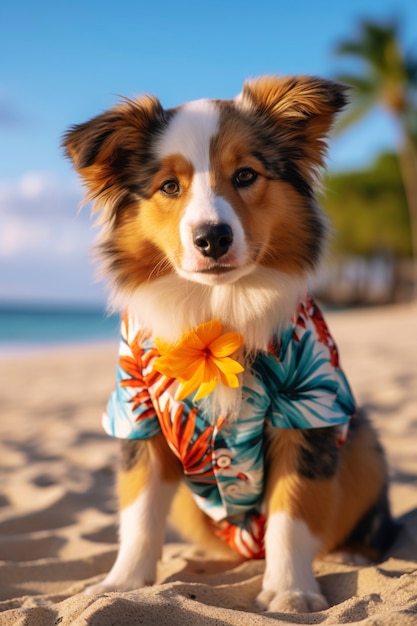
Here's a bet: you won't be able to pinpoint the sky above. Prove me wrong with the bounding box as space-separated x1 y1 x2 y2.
1 0 416 306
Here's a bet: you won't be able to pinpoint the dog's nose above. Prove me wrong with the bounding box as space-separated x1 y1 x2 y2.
193 223 233 260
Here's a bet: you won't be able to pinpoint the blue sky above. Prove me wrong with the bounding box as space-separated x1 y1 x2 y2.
1 0 416 305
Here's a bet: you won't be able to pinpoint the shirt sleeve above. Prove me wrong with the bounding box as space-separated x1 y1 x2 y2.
102 315 162 440
253 296 356 429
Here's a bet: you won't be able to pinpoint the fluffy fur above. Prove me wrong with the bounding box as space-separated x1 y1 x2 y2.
63 75 394 613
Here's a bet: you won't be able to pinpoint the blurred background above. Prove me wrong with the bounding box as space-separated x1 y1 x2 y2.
1 0 416 350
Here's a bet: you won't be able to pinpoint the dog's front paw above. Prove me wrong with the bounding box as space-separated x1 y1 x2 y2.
83 581 121 595
83 573 154 595
256 588 328 613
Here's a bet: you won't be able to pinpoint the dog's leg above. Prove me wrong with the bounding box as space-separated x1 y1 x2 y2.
257 418 389 613
257 427 340 613
169 482 243 560
85 435 182 594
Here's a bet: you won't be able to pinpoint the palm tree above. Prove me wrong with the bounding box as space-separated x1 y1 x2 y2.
334 18 417 298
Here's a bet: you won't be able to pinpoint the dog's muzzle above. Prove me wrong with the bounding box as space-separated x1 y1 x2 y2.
192 223 233 260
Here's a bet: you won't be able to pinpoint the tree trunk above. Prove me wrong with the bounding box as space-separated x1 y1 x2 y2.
397 136 417 300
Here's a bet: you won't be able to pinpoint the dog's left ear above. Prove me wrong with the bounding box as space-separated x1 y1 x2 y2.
240 75 348 180
62 95 167 221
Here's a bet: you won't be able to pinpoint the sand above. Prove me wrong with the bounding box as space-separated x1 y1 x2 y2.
0 303 416 625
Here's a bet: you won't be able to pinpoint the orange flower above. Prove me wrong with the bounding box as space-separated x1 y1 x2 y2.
153 320 244 401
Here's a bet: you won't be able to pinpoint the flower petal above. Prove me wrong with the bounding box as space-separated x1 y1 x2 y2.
154 320 245 399
155 333 204 355
182 329 206 351
213 356 245 375
218 369 241 389
153 354 196 378
215 356 243 389
210 331 244 357
153 337 171 353
202 357 218 381
175 359 206 400
179 358 206 381
194 377 218 401
194 319 223 346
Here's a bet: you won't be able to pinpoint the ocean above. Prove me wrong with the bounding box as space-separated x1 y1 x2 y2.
0 300 353 357
0 305 120 355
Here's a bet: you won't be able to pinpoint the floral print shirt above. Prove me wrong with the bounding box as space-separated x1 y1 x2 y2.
103 295 355 558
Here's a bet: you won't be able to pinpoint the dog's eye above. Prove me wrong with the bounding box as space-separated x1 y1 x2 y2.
160 179 180 196
233 168 258 188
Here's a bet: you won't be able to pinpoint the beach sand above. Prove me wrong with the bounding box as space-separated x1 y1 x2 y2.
0 304 416 625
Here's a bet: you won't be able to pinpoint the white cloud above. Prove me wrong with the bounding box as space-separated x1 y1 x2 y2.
0 215 49 256
0 172 106 304
19 172 49 199
0 171 92 257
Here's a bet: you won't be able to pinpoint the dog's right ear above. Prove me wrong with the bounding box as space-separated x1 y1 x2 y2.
239 75 349 192
62 95 167 217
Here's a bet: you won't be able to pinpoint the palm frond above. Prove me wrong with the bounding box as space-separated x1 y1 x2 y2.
336 75 377 95
336 19 403 75
405 55 417 86
332 97 376 135
334 17 417 124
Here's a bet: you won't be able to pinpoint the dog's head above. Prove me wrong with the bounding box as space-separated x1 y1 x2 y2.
63 76 347 296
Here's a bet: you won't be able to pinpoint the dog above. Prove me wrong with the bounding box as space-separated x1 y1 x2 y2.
63 75 394 613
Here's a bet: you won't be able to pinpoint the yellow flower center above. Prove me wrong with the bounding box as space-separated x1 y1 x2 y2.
153 320 244 401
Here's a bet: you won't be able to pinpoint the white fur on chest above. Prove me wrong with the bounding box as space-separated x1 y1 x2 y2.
112 266 305 351
111 267 305 420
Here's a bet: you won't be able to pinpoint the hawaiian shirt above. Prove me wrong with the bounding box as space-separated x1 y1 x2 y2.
103 295 355 558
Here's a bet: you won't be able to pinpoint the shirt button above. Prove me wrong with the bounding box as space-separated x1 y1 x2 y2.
224 483 240 496
217 455 232 468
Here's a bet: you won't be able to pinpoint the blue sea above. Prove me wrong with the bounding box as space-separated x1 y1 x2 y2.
0 304 121 355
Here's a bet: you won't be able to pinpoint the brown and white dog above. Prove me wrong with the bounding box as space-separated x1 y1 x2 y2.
63 76 394 613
